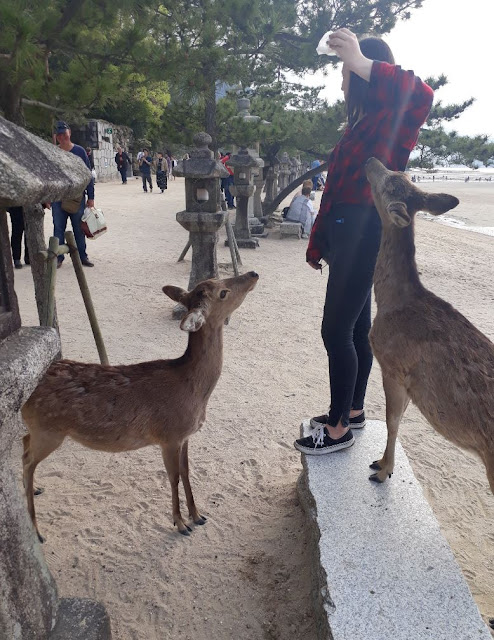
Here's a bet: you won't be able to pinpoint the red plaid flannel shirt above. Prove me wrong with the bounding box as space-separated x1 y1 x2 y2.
307 61 434 264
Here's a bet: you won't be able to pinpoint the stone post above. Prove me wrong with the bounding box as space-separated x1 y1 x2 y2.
252 167 265 226
172 132 228 315
278 152 290 191
227 147 263 249
289 157 298 185
230 97 268 239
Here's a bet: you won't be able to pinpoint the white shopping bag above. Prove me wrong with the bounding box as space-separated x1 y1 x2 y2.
81 207 107 239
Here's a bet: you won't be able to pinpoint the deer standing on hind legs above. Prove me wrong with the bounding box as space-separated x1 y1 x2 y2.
21 271 259 542
365 157 494 493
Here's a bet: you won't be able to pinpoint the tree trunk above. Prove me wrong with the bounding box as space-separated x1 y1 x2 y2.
0 80 25 126
23 204 60 335
204 80 217 151
262 161 329 217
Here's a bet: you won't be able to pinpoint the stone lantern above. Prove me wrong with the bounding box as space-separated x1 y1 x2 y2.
263 155 280 208
227 147 263 249
228 97 267 246
278 152 291 191
172 132 228 307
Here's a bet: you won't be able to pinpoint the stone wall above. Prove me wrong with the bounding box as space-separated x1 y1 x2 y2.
91 121 117 183
72 120 134 183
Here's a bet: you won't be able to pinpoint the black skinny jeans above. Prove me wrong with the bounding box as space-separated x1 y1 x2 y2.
9 207 29 263
321 204 381 428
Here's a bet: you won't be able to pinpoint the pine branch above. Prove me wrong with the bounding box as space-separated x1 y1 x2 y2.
22 98 63 112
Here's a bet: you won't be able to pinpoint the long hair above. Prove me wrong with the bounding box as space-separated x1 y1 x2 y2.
346 37 395 128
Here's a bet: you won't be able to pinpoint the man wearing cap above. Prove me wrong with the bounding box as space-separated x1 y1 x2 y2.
51 121 95 268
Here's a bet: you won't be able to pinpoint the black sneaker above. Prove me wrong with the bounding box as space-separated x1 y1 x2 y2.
310 413 329 429
350 411 366 429
294 426 354 455
310 411 366 430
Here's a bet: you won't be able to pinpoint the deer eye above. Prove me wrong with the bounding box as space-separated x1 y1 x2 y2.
220 290 228 299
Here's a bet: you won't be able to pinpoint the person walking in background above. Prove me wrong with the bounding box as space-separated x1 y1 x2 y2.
310 159 322 191
139 148 153 192
165 150 173 180
156 152 168 193
86 147 97 183
115 146 130 184
220 152 235 209
294 29 433 456
51 121 95 268
8 206 29 269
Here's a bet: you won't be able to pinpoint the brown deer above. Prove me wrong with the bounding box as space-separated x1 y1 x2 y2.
365 157 494 492
21 271 259 541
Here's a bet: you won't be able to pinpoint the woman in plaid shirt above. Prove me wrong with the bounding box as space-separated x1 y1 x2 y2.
295 29 434 455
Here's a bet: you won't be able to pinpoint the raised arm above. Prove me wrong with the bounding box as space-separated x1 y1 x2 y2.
327 28 373 81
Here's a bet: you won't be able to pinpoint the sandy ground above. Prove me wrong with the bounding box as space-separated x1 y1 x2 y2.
13 176 494 639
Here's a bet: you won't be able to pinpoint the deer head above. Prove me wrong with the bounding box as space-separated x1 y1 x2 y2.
365 158 459 228
163 271 259 332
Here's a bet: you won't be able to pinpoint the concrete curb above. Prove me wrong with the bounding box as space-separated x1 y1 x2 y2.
297 419 491 640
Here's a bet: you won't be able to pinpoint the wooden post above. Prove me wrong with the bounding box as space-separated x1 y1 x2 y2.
225 215 240 275
44 236 59 328
177 237 192 262
23 203 60 332
65 231 109 365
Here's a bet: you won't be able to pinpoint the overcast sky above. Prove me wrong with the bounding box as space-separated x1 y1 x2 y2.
297 0 494 138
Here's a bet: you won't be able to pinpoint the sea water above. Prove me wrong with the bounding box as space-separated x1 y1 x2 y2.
409 174 494 237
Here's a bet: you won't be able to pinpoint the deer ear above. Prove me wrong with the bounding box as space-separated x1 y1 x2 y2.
180 309 206 332
387 202 410 227
162 285 188 305
422 193 459 216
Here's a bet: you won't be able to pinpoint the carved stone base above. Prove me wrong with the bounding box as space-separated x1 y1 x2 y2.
235 237 259 249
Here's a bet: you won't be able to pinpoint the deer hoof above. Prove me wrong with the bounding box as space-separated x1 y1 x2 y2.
37 532 45 544
179 526 192 537
369 461 382 470
488 618 494 630
369 472 385 483
194 516 207 526
34 487 44 496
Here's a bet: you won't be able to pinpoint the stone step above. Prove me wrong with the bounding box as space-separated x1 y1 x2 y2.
297 419 492 640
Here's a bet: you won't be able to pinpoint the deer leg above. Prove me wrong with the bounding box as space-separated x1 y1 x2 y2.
22 435 44 496
161 443 191 536
180 440 206 526
369 376 409 484
22 431 65 542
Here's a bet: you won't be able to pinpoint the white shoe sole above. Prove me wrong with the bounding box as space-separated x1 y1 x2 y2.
294 434 355 455
309 418 366 430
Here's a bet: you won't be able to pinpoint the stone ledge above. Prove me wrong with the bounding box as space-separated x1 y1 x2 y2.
0 327 60 441
280 221 302 238
297 419 492 640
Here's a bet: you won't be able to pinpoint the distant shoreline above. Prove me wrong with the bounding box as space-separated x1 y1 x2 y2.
418 212 494 238
414 179 494 237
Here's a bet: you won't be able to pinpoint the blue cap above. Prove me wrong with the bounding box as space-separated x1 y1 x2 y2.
55 121 70 134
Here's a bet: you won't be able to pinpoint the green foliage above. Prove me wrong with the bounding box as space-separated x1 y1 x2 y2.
0 0 161 128
214 83 346 162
